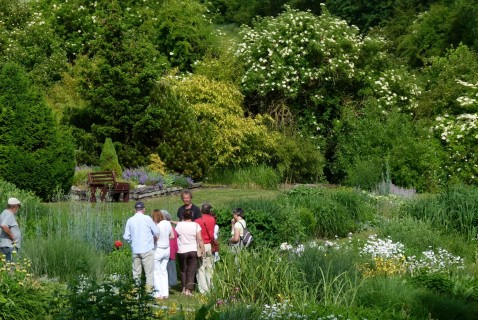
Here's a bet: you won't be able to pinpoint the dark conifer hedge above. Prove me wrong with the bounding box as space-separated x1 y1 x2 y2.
0 63 75 200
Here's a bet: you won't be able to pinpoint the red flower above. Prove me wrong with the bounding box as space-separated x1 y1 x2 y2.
114 240 123 249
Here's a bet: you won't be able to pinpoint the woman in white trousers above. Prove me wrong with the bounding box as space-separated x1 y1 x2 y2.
152 209 173 300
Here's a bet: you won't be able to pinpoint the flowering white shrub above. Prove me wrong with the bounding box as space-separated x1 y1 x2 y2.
434 112 478 184
279 240 341 256
235 5 386 101
366 68 422 113
407 247 465 275
360 235 405 259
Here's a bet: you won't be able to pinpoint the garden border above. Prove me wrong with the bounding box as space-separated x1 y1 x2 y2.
70 183 202 202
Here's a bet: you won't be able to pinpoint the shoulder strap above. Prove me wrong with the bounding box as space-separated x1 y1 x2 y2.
238 220 245 229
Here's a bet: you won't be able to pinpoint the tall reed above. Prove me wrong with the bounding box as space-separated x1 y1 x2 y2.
208 165 280 190
403 185 478 240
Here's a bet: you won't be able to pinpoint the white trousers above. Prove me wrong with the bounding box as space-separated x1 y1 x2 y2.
153 247 170 298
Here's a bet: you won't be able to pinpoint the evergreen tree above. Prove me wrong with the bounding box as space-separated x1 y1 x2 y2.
99 138 122 176
133 80 211 179
0 63 75 200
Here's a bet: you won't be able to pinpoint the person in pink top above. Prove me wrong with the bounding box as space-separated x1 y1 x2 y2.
175 209 205 296
161 210 178 287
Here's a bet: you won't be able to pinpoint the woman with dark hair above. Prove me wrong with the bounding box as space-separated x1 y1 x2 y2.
175 208 205 296
151 209 173 300
229 208 246 249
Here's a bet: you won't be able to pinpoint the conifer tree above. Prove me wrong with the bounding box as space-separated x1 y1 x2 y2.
0 63 75 200
99 138 122 176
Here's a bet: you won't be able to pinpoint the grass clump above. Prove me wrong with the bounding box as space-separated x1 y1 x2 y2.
402 185 478 240
207 165 280 189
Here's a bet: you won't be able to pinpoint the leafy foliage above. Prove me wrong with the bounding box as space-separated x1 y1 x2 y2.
152 0 216 71
333 101 443 192
169 74 280 168
0 0 67 87
397 0 478 67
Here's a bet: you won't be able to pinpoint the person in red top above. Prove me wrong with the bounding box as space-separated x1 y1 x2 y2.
195 203 216 294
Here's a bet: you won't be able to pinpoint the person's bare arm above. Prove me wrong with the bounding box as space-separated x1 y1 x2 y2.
197 231 205 254
229 226 240 244
1 225 13 240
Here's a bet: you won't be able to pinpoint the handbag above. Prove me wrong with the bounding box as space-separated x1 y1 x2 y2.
201 217 220 253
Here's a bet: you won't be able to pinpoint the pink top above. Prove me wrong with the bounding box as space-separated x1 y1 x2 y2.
169 228 178 260
176 221 202 254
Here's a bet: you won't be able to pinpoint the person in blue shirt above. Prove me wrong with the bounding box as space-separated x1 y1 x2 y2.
123 201 159 292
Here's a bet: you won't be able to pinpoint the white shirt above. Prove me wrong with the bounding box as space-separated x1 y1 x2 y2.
156 220 172 249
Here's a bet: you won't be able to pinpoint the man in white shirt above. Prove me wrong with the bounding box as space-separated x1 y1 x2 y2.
0 197 22 262
123 201 159 292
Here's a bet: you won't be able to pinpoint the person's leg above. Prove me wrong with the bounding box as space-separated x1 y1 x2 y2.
0 247 13 262
132 253 142 284
198 243 213 294
141 250 155 293
153 249 161 298
177 253 187 293
185 251 198 292
167 259 178 287
158 248 170 298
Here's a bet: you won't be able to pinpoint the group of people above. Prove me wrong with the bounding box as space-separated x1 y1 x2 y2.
123 190 247 300
0 192 249 300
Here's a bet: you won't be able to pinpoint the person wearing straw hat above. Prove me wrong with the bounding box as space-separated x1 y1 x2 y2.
0 197 22 262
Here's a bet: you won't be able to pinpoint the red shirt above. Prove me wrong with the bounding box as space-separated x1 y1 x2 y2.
196 214 216 244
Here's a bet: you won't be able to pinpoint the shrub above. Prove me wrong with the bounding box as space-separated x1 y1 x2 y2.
72 165 98 188
0 178 49 240
417 291 478 320
333 101 443 192
285 186 375 238
104 247 132 277
99 138 122 176
168 74 281 169
273 134 325 183
0 63 75 200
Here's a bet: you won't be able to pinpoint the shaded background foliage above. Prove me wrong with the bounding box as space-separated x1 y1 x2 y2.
1 0 478 197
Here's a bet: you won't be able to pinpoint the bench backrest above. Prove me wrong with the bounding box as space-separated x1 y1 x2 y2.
88 171 116 186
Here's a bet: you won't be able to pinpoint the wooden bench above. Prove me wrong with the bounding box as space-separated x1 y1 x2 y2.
88 171 130 202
